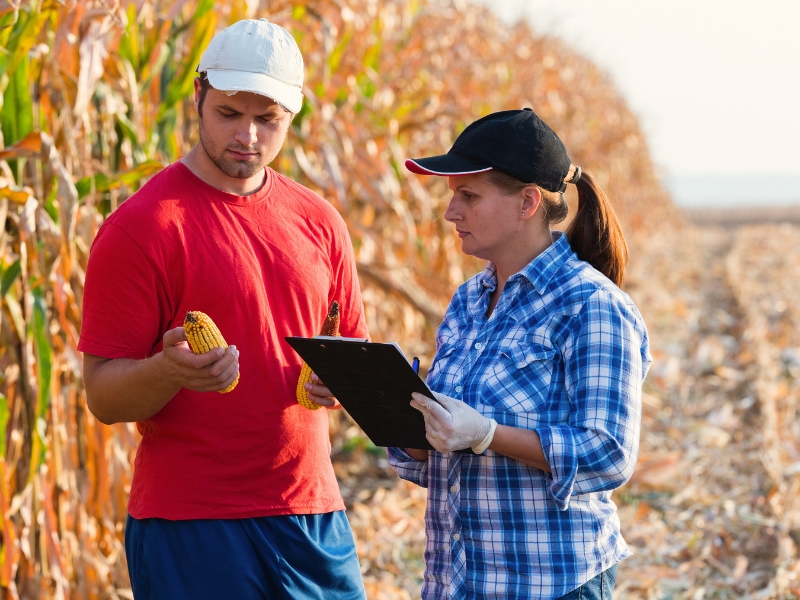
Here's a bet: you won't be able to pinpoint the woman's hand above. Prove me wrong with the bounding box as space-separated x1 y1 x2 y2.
411 393 550 469
410 392 493 453
304 373 342 409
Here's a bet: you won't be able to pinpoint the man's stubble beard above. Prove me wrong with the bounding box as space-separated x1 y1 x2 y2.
198 117 268 180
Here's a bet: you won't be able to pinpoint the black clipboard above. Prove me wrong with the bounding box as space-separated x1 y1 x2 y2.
286 336 437 449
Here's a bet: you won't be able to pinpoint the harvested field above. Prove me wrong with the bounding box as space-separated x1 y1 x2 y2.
616 222 800 598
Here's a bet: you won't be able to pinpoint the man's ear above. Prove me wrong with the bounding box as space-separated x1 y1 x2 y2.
193 77 202 113
520 185 542 220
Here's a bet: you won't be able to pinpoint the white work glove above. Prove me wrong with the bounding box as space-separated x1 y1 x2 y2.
410 392 497 454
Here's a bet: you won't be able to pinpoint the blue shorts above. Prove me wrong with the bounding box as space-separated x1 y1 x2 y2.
124 512 366 600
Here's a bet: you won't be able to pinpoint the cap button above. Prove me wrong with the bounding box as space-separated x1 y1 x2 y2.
523 107 532 111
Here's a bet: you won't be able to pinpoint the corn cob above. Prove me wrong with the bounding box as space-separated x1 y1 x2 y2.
184 311 239 394
296 301 340 410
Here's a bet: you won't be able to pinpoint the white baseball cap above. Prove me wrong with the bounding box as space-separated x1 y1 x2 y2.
197 18 304 113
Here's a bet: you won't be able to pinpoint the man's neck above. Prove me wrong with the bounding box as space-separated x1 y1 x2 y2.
181 145 266 196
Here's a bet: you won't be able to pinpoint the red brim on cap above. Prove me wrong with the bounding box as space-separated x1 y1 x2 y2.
405 154 493 177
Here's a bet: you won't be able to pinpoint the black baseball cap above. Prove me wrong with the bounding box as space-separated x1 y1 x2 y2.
405 108 572 193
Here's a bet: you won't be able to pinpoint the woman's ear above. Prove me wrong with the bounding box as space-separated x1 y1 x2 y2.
520 185 542 220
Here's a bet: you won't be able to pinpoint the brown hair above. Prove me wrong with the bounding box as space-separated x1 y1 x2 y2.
487 167 628 287
197 72 211 117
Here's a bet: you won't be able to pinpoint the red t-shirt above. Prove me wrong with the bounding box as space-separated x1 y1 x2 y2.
79 163 369 520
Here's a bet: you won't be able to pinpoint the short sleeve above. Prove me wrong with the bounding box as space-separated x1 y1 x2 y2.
78 222 171 359
328 215 369 340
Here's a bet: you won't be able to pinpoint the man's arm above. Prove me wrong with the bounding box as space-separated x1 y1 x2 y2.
84 326 239 425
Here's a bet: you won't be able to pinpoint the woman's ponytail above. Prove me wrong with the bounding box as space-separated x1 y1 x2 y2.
564 169 628 288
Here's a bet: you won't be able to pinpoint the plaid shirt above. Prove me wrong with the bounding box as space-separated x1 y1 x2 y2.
388 232 652 600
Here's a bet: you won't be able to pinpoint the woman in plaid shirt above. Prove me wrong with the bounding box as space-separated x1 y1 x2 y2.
389 109 652 599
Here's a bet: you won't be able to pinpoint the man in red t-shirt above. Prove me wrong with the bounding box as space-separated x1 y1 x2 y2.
80 19 368 599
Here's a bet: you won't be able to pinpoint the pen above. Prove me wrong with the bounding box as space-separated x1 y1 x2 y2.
412 356 420 374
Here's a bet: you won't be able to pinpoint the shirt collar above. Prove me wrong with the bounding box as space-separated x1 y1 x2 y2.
517 231 573 294
468 231 573 315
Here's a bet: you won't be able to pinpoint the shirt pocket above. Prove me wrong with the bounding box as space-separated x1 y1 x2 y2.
482 342 556 414
427 344 458 381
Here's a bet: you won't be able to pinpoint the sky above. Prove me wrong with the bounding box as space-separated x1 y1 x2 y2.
470 0 800 206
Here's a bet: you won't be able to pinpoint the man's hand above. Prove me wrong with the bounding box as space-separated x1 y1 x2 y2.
304 373 342 409
161 326 239 393
83 326 241 424
410 392 493 453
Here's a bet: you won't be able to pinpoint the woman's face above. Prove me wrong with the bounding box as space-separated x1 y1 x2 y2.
444 172 525 262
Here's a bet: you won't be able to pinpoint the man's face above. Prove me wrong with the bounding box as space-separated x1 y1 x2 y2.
194 79 293 186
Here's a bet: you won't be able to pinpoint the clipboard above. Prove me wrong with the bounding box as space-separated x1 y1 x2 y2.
285 336 437 449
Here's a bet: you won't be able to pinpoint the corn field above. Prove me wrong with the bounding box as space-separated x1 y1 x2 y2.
2 0 797 599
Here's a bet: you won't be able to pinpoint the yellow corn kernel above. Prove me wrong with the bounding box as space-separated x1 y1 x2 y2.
184 311 239 394
296 301 340 410
296 363 318 409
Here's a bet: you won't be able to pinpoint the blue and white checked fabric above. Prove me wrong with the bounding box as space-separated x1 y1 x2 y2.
388 231 652 600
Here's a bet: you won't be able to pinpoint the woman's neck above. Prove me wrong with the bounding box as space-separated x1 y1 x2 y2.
494 230 554 286
487 230 554 317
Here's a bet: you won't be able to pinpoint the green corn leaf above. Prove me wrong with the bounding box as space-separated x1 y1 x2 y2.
44 182 58 224
28 290 51 478
110 160 164 189
0 4 50 115
157 9 217 124
363 34 382 72
75 173 110 199
1 55 33 149
192 0 216 22
118 3 140 72
328 31 354 73
75 160 164 199
115 111 146 162
139 45 170 96
0 6 36 84
118 5 171 99
32 290 51 418
157 111 179 159
0 259 21 299
292 100 312 130
0 8 15 34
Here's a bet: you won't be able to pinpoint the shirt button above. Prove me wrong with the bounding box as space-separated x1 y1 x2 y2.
455 385 462 393
474 342 483 350
450 484 459 493
453 533 460 541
